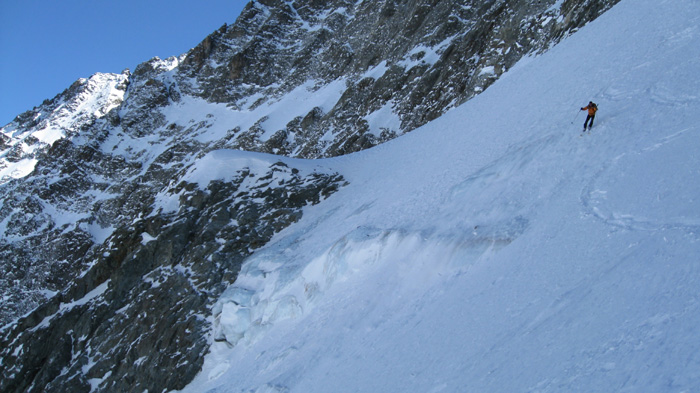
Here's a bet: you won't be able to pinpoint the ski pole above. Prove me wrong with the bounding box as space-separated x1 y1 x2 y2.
571 109 582 124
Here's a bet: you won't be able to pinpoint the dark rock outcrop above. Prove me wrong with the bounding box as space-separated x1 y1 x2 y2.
1 158 345 392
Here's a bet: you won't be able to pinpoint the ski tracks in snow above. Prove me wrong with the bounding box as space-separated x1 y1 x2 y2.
580 125 700 235
445 132 566 236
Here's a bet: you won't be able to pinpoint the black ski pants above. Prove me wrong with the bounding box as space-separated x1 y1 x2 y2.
584 114 595 129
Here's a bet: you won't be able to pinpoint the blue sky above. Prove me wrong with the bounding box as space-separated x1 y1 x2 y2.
0 1 248 125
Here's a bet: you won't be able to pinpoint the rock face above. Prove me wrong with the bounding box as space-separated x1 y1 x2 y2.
1 155 344 392
0 0 619 392
175 0 621 157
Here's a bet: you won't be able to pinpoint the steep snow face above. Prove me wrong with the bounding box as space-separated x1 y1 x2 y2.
183 0 700 391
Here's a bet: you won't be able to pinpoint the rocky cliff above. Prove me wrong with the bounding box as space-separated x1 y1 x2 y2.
1 0 619 391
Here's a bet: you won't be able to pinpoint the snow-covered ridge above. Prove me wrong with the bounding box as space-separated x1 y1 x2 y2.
0 72 128 184
151 148 341 216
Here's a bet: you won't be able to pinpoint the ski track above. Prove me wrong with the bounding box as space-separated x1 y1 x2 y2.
581 125 700 234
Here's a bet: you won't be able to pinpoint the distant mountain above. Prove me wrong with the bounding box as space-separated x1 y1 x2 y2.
1 0 620 392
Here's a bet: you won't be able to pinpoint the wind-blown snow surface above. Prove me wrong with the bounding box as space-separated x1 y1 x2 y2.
181 0 700 391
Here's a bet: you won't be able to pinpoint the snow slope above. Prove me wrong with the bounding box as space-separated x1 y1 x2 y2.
180 0 700 391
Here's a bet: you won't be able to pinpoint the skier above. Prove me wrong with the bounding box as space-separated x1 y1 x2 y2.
581 101 598 131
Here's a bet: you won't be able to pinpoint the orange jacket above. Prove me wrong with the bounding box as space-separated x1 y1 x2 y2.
582 103 598 116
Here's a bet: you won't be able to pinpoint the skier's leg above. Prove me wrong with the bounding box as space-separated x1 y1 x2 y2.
589 115 595 129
